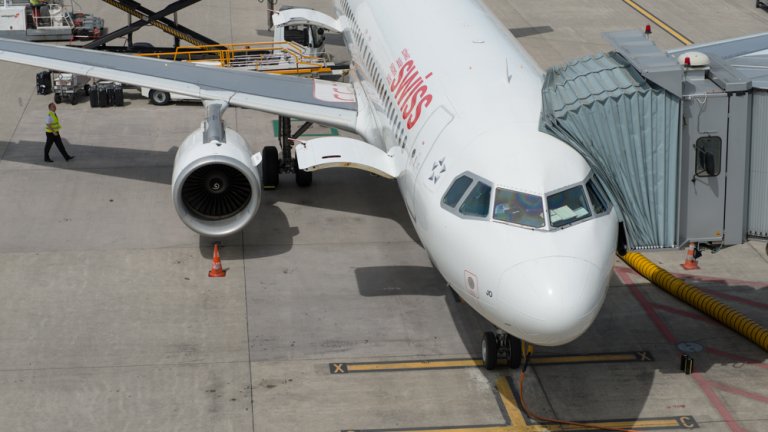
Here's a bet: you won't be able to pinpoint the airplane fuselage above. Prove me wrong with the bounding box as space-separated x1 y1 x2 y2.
337 0 618 346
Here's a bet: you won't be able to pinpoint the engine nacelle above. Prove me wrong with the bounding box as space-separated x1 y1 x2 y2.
171 115 261 237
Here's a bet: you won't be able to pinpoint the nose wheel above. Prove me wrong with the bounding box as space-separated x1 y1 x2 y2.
482 331 522 370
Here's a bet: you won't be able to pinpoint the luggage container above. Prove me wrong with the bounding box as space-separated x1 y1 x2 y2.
36 70 51 95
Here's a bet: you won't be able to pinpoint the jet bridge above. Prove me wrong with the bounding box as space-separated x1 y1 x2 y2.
540 30 768 250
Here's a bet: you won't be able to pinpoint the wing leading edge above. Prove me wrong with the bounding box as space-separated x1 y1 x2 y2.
0 38 358 131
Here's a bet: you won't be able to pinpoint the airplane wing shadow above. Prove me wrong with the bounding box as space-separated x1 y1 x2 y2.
3 141 419 260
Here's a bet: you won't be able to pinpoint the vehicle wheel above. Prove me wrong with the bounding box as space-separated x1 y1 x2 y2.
482 332 498 370
262 146 279 189
70 95 77 105
505 334 522 369
293 159 312 187
149 90 170 106
54 94 61 104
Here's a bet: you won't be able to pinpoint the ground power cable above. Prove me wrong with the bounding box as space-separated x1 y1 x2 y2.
517 349 639 432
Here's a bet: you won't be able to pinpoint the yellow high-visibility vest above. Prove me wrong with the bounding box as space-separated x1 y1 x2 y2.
46 111 61 133
30 0 42 6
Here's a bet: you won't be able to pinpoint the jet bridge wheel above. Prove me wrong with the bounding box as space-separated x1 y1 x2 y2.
262 146 280 189
482 332 498 370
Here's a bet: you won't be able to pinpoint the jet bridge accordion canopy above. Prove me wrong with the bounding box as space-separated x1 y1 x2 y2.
539 52 680 250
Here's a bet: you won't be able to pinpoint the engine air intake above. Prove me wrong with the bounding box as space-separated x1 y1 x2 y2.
181 163 252 220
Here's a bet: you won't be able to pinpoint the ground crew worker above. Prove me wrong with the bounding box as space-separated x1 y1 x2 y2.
44 103 74 162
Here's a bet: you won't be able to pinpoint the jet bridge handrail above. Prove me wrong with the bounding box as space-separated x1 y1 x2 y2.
135 41 332 74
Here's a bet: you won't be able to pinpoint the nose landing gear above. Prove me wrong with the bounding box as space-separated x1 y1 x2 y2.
482 331 522 370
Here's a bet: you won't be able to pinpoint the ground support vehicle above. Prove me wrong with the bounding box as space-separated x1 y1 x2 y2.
52 71 89 104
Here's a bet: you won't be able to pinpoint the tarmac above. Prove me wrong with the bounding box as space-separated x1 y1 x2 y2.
0 1 766 431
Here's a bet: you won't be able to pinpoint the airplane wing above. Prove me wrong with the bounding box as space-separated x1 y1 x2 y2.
0 38 358 131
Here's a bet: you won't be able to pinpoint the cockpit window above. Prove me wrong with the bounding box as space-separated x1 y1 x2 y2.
493 188 545 228
547 185 592 228
586 179 608 215
442 175 473 208
459 181 491 217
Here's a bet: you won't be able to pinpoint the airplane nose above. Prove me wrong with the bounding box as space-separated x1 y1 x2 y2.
499 256 608 346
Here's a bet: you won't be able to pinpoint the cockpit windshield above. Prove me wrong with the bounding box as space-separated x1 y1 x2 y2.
492 188 545 228
547 185 592 228
442 173 610 230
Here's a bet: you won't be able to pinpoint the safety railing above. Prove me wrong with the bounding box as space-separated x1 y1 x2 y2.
136 41 332 75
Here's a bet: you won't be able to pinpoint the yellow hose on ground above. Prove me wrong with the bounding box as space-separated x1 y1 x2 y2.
620 252 768 352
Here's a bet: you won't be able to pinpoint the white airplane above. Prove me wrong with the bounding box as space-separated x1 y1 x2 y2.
0 0 618 369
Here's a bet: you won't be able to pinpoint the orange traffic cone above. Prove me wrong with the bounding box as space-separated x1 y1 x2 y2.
681 242 700 270
208 244 226 277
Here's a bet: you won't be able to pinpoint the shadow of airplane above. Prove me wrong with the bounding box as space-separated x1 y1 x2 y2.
2 140 419 259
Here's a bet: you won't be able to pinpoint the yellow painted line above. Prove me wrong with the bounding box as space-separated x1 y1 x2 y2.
345 376 696 431
553 419 682 430
347 359 483 372
377 427 511 432
530 353 636 365
332 352 652 374
496 377 533 431
622 0 693 46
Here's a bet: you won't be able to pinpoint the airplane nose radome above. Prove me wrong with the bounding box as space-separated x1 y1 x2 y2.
500 256 608 346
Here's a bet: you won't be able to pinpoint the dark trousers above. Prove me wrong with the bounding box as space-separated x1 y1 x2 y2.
45 132 71 160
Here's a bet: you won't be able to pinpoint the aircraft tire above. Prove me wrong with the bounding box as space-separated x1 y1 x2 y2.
54 94 62 104
294 159 312 187
90 88 99 107
482 332 497 370
262 146 280 189
505 334 522 369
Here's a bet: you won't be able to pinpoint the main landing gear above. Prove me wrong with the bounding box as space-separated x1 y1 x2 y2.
481 330 522 370
262 115 314 189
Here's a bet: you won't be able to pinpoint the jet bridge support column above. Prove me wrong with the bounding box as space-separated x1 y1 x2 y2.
723 92 752 245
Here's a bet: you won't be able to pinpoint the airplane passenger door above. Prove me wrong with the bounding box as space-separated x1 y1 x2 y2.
403 106 453 219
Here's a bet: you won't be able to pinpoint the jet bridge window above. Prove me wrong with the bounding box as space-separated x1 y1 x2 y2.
547 185 592 228
695 136 722 177
442 175 473 208
459 182 492 217
493 188 545 228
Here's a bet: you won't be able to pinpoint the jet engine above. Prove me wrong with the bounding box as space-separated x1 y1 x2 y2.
171 102 262 237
